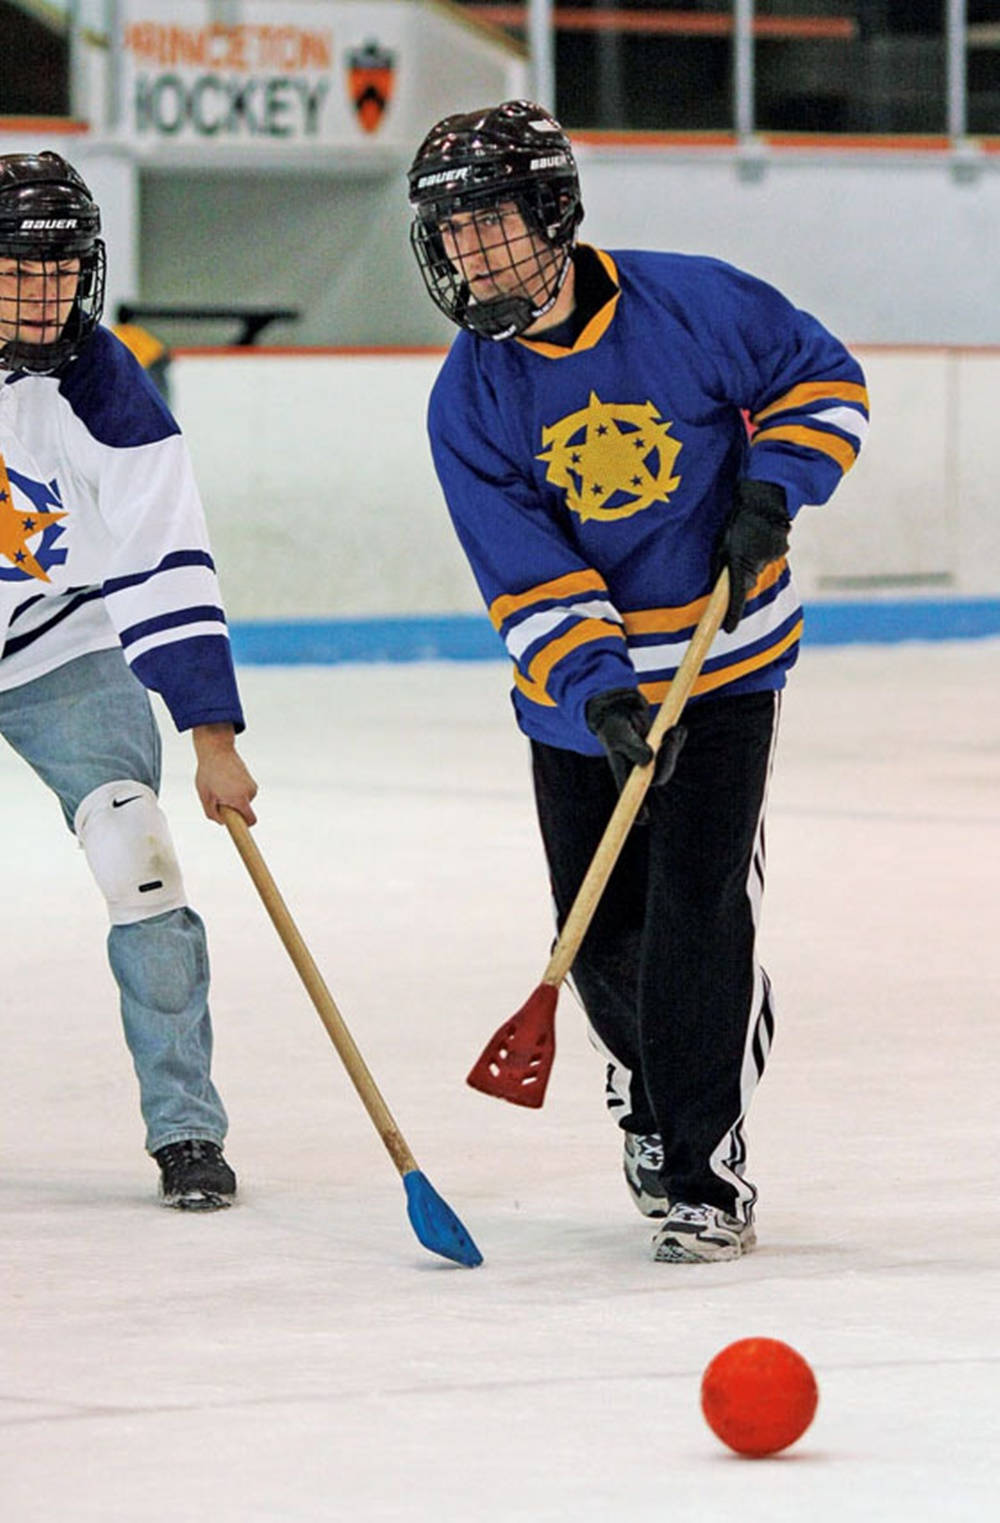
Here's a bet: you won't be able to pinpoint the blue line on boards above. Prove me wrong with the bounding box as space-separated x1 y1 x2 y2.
228 601 1000 665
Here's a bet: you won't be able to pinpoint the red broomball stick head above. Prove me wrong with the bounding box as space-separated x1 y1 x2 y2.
466 982 558 1108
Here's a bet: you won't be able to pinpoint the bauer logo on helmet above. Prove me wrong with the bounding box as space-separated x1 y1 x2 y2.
415 167 472 190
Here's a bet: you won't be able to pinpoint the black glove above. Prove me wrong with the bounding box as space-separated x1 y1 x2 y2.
585 688 687 796
713 479 791 633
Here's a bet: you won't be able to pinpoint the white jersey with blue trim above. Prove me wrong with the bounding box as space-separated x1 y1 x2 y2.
0 326 243 732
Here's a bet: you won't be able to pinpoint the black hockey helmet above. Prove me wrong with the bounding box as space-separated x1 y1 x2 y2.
407 100 583 340
0 151 106 373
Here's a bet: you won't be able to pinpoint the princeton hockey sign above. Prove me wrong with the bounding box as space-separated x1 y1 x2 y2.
120 0 403 145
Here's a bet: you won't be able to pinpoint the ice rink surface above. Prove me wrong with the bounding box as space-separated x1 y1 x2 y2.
2 639 998 1521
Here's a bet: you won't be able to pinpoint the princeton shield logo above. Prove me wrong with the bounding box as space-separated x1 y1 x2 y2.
347 40 396 134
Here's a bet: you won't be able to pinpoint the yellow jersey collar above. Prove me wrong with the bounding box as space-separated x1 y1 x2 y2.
516 248 620 358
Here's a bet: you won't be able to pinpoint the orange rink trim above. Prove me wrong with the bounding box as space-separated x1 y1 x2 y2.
170 342 1000 359
0 118 90 135
172 345 450 358
572 130 963 153
469 9 855 39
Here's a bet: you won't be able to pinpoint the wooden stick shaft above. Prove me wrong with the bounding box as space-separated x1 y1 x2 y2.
222 808 419 1178
542 570 731 988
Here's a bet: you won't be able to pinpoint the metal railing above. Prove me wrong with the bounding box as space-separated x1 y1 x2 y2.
460 1 989 149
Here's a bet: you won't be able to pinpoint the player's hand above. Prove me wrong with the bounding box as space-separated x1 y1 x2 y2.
192 724 258 824
713 479 791 633
585 688 686 795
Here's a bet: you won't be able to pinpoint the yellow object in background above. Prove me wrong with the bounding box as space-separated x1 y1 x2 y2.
112 321 172 404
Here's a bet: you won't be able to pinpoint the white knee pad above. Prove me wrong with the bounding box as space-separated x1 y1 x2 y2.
74 780 187 925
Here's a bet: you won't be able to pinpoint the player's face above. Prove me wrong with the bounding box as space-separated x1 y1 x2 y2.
0 257 81 348
438 203 559 305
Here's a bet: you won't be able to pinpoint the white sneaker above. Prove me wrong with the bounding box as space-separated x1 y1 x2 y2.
651 1201 756 1263
622 1131 670 1218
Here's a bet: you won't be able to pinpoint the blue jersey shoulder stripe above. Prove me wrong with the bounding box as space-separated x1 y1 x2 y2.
58 326 180 447
7 591 46 624
1 589 104 657
8 584 96 626
102 549 215 597
117 604 226 646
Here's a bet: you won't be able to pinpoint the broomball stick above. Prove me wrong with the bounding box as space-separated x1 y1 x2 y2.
222 807 483 1268
467 570 731 1109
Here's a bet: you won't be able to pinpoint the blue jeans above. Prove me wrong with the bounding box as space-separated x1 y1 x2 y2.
0 648 228 1153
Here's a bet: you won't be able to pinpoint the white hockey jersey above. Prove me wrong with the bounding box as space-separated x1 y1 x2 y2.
0 326 243 732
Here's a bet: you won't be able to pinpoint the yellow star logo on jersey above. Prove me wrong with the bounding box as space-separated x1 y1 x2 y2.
537 392 682 522
0 452 67 581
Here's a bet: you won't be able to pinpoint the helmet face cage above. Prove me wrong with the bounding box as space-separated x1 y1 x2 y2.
408 101 583 340
0 151 106 374
410 182 577 340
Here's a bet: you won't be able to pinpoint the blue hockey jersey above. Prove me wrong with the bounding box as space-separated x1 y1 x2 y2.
0 326 243 732
428 248 868 754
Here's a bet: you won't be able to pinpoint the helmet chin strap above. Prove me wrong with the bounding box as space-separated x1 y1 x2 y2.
461 293 536 340
460 243 573 342
1 336 62 374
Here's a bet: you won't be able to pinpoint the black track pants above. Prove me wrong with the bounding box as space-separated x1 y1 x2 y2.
530 690 780 1219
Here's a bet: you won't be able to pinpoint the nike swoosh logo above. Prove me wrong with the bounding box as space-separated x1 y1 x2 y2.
111 795 141 808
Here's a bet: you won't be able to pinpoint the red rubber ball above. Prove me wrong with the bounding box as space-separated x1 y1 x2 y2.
701 1337 819 1457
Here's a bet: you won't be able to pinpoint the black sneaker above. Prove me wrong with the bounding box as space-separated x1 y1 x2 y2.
153 1139 237 1211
